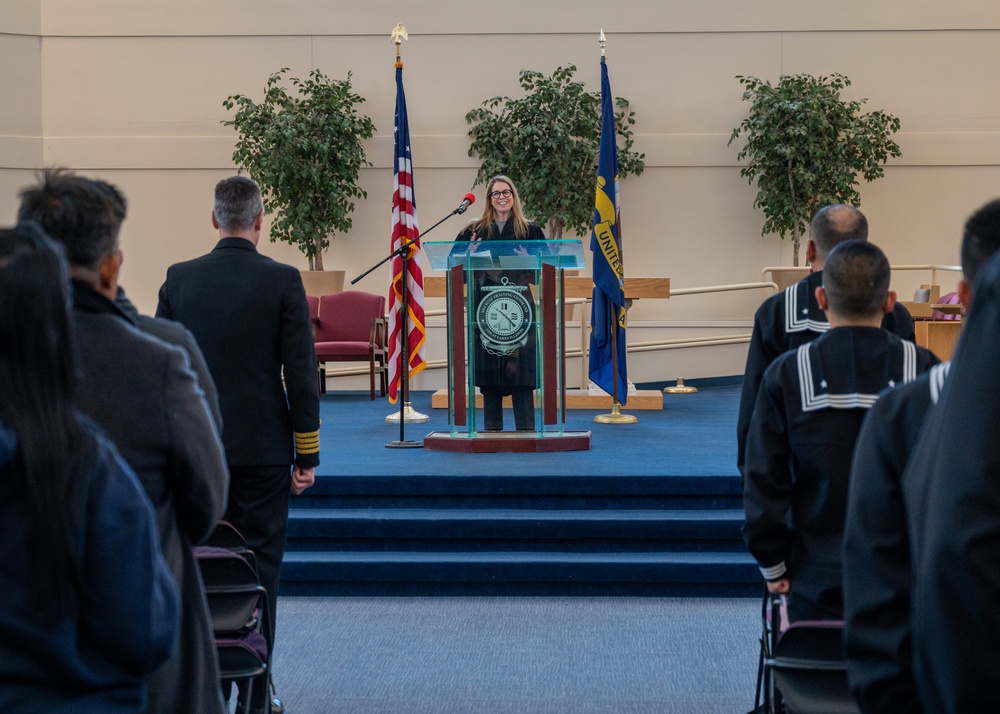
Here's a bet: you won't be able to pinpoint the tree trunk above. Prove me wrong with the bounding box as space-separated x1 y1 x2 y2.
310 235 324 271
792 234 801 267
547 218 565 239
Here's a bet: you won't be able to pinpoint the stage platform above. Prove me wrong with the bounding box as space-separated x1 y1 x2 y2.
281 384 757 597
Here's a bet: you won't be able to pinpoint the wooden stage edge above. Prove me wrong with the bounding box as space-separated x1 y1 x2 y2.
430 389 664 411
422 430 592 453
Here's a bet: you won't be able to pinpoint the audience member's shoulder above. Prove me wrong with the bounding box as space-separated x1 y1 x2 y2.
134 313 194 346
79 311 191 365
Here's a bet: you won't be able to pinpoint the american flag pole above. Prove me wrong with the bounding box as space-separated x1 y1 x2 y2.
385 24 429 437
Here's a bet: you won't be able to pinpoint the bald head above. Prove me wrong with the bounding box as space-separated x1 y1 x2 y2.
809 204 869 262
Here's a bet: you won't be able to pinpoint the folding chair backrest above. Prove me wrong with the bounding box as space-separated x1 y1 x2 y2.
203 520 249 551
771 621 860 714
194 546 264 633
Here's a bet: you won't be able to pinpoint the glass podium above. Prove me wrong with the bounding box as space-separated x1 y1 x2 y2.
422 239 591 452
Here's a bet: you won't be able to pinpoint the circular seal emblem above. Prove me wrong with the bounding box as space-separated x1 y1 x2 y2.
477 277 532 354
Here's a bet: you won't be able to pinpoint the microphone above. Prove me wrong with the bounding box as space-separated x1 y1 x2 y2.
455 192 476 215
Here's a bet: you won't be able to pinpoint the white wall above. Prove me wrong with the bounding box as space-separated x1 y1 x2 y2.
3 1 1000 387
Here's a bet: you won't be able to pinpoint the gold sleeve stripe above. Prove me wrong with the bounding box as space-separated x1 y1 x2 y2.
294 430 321 454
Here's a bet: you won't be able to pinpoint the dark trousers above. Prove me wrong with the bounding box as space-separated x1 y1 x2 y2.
482 386 535 431
226 463 291 707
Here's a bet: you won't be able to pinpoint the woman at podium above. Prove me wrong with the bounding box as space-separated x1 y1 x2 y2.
455 175 545 431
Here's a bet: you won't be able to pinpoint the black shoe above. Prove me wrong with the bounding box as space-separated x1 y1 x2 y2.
245 699 283 714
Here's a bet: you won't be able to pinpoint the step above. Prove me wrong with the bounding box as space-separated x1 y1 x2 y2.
295 474 743 510
287 508 745 543
279 550 761 597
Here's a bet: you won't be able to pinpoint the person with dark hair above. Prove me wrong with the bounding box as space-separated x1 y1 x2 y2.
0 222 179 713
84 177 223 427
742 240 938 622
157 174 320 714
736 204 915 480
899 246 1000 713
17 169 229 714
455 175 546 431
843 198 1000 713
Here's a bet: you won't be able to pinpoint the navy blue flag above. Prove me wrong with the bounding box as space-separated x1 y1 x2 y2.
588 56 628 403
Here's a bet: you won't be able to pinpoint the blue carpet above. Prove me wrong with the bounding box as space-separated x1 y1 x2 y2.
285 385 752 596
316 386 739 478
268 596 762 714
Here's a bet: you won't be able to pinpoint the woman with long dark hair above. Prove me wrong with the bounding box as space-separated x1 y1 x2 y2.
456 176 546 431
0 223 179 713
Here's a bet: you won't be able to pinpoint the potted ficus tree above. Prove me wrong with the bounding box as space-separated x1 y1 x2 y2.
729 73 901 266
465 64 645 239
223 67 376 293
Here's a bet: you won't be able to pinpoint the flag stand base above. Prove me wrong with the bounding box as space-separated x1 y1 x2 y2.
594 401 637 424
385 402 430 424
386 438 423 449
663 378 698 394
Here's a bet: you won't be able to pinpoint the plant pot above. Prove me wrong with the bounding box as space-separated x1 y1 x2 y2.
299 270 345 297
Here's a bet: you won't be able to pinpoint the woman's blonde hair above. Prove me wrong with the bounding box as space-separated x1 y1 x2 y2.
469 175 530 239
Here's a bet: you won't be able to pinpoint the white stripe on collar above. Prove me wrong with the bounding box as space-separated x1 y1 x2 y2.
797 340 918 412
928 362 952 405
784 283 829 334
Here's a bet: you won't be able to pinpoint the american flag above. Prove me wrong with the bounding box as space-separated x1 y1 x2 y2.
387 61 426 403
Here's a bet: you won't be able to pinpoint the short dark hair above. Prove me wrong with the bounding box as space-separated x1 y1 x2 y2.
961 198 1000 286
810 204 869 259
16 169 125 270
822 240 891 319
214 175 264 232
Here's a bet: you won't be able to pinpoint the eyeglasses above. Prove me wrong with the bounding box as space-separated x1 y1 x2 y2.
489 190 512 199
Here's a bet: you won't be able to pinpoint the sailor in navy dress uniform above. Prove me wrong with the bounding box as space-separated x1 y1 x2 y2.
899 252 1000 713
737 204 914 479
841 198 1000 714
742 241 938 623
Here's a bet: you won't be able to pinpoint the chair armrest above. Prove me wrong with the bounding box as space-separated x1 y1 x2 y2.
370 316 388 351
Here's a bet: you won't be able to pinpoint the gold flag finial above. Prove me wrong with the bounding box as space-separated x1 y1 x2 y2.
391 24 408 65
599 29 606 57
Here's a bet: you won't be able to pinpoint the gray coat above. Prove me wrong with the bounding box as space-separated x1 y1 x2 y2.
72 281 229 714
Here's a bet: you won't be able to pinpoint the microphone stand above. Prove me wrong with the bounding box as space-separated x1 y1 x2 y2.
352 200 472 449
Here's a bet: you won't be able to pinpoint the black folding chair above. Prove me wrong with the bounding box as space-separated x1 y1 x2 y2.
750 592 860 714
194 544 270 714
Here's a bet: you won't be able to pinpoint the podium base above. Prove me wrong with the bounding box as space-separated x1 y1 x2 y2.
423 430 591 453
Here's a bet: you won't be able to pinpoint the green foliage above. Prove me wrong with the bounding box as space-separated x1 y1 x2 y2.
223 68 376 270
729 73 901 264
465 64 645 238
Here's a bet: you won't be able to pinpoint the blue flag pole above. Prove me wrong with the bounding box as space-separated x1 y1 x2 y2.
589 36 635 424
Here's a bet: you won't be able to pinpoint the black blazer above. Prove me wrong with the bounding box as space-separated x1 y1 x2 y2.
157 237 320 469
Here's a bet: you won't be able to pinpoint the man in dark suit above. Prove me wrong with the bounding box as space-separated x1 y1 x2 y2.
157 175 320 714
18 169 229 714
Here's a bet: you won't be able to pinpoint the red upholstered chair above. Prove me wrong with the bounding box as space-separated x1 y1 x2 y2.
314 291 388 399
305 295 321 388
